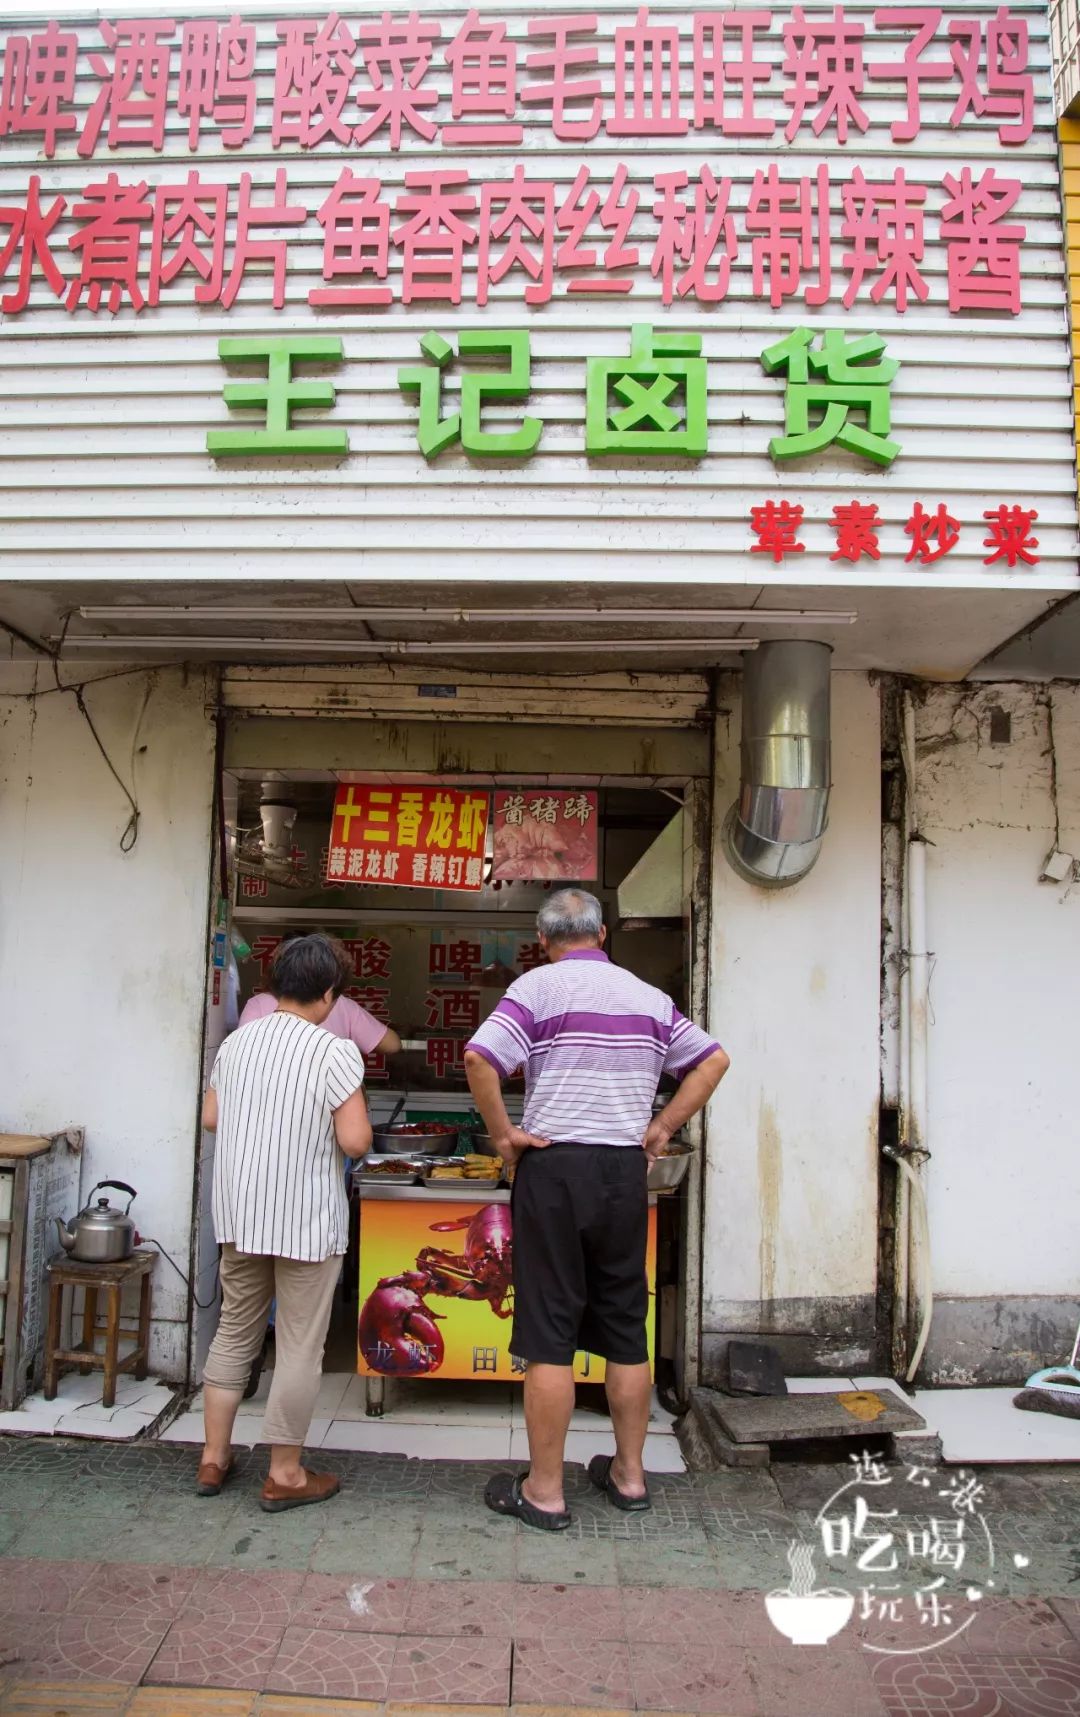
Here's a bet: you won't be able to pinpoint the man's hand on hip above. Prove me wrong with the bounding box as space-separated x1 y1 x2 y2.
496 1126 552 1164
642 1117 673 1163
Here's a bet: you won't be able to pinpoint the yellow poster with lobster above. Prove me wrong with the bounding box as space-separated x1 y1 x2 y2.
357 1196 657 1384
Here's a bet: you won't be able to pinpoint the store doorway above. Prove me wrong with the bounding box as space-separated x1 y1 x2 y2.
196 768 704 1443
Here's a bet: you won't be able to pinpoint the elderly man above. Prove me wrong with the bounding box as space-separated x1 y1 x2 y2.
464 889 728 1531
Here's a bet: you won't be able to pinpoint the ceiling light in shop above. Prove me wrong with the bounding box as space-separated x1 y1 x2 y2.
56 636 763 655
78 605 857 626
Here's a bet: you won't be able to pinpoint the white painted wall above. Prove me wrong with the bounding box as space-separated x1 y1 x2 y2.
702 671 883 1363
700 673 1080 1382
915 682 1080 1306
0 662 216 1378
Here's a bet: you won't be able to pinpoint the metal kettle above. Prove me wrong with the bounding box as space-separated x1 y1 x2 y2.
55 1181 138 1264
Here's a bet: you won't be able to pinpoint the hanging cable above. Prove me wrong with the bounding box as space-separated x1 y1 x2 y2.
140 1236 219 1311
74 684 142 852
51 613 145 853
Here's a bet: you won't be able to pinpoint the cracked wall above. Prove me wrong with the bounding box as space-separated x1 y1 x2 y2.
912 682 1080 1378
0 664 217 1381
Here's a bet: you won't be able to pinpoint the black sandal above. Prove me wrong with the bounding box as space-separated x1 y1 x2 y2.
484 1471 571 1532
587 1454 651 1512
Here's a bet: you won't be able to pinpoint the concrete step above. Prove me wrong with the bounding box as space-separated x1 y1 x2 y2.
682 1383 942 1469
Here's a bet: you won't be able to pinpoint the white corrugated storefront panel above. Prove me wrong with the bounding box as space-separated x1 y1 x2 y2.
0 2 1075 588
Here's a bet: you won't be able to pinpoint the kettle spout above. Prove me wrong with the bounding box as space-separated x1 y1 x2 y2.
54 1216 76 1253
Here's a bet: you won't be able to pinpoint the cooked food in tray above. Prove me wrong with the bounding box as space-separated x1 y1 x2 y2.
460 1153 500 1173
359 1157 425 1178
425 1154 502 1186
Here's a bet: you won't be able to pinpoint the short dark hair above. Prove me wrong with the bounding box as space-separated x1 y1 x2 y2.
269 933 350 1004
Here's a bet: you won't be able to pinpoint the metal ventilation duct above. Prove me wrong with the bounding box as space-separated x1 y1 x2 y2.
723 641 833 888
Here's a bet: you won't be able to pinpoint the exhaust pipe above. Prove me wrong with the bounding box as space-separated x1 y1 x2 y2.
723 641 832 888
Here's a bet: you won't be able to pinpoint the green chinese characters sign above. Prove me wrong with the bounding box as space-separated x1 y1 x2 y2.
207 324 900 468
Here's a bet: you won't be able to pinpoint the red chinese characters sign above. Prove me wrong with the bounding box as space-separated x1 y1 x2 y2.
0 9 1034 319
0 159 1028 318
745 498 1039 565
0 10 1034 159
326 784 490 891
492 790 598 881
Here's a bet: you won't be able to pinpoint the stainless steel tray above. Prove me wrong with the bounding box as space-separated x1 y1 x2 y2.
422 1170 504 1194
356 1159 427 1186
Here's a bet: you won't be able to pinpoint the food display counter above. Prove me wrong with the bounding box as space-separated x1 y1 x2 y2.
354 1158 660 1415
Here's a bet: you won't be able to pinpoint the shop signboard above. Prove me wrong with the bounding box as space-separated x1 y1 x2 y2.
492 789 599 881
357 1194 658 1384
0 5 1074 590
326 783 489 891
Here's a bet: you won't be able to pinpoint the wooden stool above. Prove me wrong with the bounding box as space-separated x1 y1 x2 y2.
44 1249 155 1409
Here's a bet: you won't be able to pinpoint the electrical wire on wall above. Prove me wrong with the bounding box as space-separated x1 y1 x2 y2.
50 612 148 853
141 1235 220 1311
3 614 157 856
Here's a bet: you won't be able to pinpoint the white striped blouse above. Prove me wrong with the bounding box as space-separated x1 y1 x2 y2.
210 1011 365 1262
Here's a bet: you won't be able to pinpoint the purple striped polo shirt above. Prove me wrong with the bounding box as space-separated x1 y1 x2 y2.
466 949 720 1149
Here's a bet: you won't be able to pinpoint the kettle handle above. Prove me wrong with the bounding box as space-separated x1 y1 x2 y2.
90 1179 137 1214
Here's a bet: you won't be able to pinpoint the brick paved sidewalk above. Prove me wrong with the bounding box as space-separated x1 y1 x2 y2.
1 1438 1079 1714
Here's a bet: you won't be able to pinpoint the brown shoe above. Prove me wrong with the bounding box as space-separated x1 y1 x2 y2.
260 1468 340 1513
195 1457 235 1497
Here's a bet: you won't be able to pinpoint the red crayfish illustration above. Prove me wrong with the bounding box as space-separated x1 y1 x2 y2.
358 1203 514 1376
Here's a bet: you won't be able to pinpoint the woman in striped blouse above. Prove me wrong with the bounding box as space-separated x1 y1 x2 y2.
198 934 372 1511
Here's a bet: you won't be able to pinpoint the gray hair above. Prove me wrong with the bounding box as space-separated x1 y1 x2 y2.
537 888 604 944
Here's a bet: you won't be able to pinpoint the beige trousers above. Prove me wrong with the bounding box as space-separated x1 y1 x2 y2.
203 1243 342 1446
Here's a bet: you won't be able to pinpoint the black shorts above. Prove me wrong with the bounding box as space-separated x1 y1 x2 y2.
510 1142 649 1368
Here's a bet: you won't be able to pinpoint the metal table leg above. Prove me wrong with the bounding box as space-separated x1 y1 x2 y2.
365 1375 385 1418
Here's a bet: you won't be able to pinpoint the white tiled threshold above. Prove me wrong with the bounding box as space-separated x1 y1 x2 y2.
764 1377 1080 1465
9 1369 1073 1470
914 1385 1080 1464
0 1371 179 1440
158 1371 685 1471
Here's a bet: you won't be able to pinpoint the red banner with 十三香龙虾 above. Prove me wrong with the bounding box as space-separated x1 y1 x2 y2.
326 784 489 891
